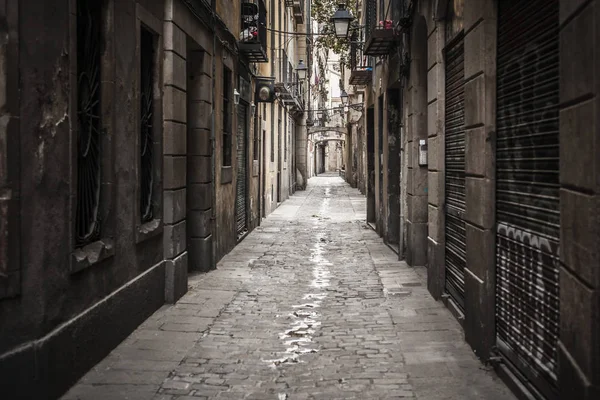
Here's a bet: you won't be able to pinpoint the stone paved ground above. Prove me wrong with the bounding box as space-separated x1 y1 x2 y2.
63 175 515 400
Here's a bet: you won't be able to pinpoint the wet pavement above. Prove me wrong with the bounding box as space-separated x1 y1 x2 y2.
63 174 515 400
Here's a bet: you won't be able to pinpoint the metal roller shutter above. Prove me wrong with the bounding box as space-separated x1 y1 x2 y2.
496 0 560 397
444 33 466 311
236 104 248 238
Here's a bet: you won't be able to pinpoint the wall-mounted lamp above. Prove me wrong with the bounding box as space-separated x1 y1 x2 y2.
296 59 308 80
233 89 241 106
250 102 256 115
331 3 354 39
340 89 348 105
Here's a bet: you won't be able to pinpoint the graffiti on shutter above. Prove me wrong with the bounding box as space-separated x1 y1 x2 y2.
495 0 560 398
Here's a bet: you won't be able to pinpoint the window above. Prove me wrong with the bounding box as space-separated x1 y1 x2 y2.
140 26 155 223
284 115 287 162
222 67 232 166
76 0 103 245
270 107 275 163
253 121 259 161
278 119 282 162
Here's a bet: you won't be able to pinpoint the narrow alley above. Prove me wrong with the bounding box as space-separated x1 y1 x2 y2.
63 175 514 400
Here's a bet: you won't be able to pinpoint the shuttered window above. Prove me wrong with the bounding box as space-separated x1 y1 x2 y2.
236 104 248 238
444 32 466 310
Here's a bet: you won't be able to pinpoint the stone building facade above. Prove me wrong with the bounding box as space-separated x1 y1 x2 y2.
0 0 308 398
347 0 599 398
0 1 168 397
255 0 307 214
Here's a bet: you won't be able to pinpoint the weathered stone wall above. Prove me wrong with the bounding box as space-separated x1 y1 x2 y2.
0 1 166 397
0 0 20 302
216 0 241 38
558 0 600 398
163 0 215 289
214 44 237 262
461 0 497 360
425 2 446 300
404 6 430 266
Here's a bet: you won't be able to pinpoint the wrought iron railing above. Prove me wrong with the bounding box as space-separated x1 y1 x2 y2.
364 0 405 56
364 0 377 44
350 32 373 72
276 49 305 110
76 0 103 245
240 0 267 51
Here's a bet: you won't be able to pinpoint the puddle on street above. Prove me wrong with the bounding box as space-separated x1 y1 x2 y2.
292 303 320 309
263 189 332 373
303 293 327 300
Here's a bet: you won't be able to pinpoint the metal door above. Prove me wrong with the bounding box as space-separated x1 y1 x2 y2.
236 103 248 238
496 1 560 397
444 33 466 311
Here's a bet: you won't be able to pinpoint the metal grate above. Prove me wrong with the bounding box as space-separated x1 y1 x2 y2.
76 0 103 246
349 31 372 86
364 0 401 56
444 33 466 310
236 104 248 238
495 1 560 397
239 0 268 62
140 27 155 223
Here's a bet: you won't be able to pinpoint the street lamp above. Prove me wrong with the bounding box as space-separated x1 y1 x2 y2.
340 89 348 105
331 3 354 39
296 59 308 80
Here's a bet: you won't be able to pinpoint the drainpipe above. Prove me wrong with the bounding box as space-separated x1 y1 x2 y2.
398 89 405 260
256 101 261 225
210 0 217 267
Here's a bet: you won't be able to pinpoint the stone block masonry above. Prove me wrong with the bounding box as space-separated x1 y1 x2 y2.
63 176 514 400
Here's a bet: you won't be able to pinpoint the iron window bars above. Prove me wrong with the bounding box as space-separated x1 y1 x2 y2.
140 27 155 223
76 0 103 246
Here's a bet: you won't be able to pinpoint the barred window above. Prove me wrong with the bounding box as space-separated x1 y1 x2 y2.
222 67 232 166
75 0 103 246
140 26 155 222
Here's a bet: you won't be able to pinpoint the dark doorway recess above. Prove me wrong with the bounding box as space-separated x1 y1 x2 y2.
366 106 376 226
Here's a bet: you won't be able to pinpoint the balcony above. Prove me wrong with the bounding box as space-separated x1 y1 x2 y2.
239 0 268 63
274 50 305 117
285 0 304 24
363 0 400 56
349 34 372 86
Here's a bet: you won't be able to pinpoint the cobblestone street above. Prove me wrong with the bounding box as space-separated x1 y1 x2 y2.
63 175 514 400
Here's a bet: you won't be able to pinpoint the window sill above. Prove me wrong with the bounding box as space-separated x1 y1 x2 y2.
221 166 232 184
71 238 116 274
136 218 163 244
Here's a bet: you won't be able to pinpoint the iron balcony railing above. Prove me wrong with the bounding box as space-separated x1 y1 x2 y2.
275 49 305 113
284 0 304 23
364 0 402 56
239 0 268 62
349 31 373 85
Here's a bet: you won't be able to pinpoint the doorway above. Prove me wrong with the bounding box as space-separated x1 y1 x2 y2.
366 106 375 225
386 89 402 251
